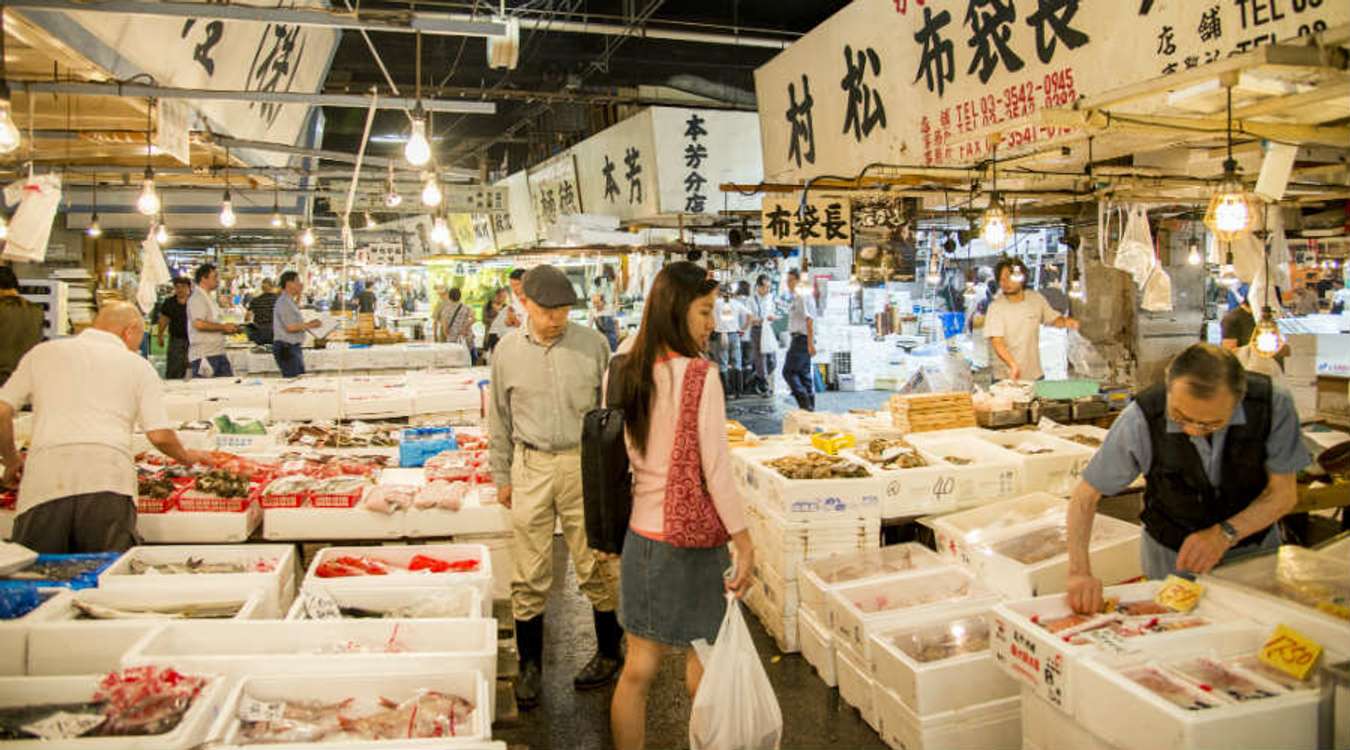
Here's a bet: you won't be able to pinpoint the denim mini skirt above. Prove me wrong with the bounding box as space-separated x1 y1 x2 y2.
618 528 731 647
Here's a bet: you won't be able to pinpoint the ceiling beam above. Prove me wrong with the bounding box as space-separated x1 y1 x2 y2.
209 135 478 179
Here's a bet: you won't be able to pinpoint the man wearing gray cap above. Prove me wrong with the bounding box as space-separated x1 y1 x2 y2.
489 264 622 710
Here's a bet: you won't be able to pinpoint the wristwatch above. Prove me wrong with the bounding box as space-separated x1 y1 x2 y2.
1218 520 1240 546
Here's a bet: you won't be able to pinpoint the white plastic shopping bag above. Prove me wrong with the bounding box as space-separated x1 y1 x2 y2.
689 595 783 750
1113 204 1155 289
1140 265 1173 312
2 174 63 263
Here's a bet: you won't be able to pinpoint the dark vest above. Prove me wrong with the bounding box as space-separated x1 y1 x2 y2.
1135 373 1273 551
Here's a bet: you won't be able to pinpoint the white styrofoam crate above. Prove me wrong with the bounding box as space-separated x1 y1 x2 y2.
745 500 881 583
403 492 511 538
875 687 1021 750
1075 627 1321 750
136 503 263 544
1202 545 1350 656
901 433 1023 506
286 584 482 621
743 449 885 520
798 606 837 687
0 589 72 675
753 558 798 618
837 641 880 731
974 430 1093 496
247 349 281 374
799 543 946 619
209 670 492 747
840 447 968 519
0 673 228 749
967 514 1142 600
163 394 204 423
302 544 492 616
1020 686 1121 750
270 384 342 421
744 579 798 654
98 544 297 619
26 589 265 676
262 505 405 541
828 567 999 665
926 491 1067 567
342 386 416 420
870 605 1018 717
989 580 1250 718
454 532 513 602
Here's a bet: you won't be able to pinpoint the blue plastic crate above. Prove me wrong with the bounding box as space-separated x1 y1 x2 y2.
940 312 966 339
0 551 123 591
0 587 59 619
399 426 457 468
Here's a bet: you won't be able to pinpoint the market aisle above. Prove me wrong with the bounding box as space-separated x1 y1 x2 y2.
495 538 887 750
728 391 894 437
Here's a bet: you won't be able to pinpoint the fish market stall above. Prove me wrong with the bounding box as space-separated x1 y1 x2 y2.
97 545 298 619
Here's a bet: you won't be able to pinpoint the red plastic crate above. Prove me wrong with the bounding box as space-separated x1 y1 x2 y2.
309 488 364 509
175 487 255 513
259 492 307 509
135 495 177 514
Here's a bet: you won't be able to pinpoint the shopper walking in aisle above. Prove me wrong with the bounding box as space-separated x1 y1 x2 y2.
608 262 755 750
431 288 450 342
245 279 279 346
154 277 192 380
0 302 211 553
507 268 529 329
591 279 620 352
984 257 1077 382
712 285 748 399
272 271 321 378
488 265 622 709
187 263 238 378
735 281 757 389
748 274 778 397
439 288 478 364
782 268 818 411
482 287 510 358
0 266 43 387
1064 344 1309 614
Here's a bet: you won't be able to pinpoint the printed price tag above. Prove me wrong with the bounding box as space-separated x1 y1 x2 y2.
21 712 105 740
300 590 343 620
1259 624 1322 680
237 695 288 723
1086 627 1141 657
1154 575 1204 613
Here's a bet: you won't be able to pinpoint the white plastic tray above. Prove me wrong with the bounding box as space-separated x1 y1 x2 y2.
869 605 1018 717
286 584 482 622
97 544 297 619
302 544 492 616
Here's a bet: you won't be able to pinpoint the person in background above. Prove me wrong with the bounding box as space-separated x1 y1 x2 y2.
984 257 1078 382
711 285 747 400
1316 272 1337 302
1332 278 1350 315
0 266 44 387
272 271 321 378
508 268 529 329
488 265 621 709
735 281 757 390
1065 344 1309 613
245 279 279 347
591 276 619 352
1038 265 1070 315
0 302 212 553
607 262 754 750
401 285 417 315
187 263 238 378
1291 284 1319 317
440 288 477 364
355 279 378 314
154 277 192 380
483 287 509 357
431 288 450 342
747 274 777 397
1221 285 1255 351
782 268 817 411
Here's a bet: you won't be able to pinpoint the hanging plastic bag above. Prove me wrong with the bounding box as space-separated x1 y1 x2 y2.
1267 209 1293 290
1066 330 1110 380
1230 232 1264 285
1140 264 1173 312
2 174 63 263
689 596 782 750
1113 205 1155 289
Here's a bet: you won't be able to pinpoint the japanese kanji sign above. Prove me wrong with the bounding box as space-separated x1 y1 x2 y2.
449 213 496 255
760 193 852 246
754 0 1348 183
526 153 582 234
651 108 764 215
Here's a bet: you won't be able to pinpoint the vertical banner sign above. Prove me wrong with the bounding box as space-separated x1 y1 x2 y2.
753 0 1349 183
155 99 192 165
651 108 765 215
492 171 535 249
761 193 852 246
526 154 582 236
449 214 497 255
572 109 660 221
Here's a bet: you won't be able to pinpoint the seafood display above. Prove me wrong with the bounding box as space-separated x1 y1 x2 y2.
287 422 401 448
1169 657 1281 702
193 469 253 498
852 579 973 614
2 553 120 585
987 523 1122 565
1013 444 1057 455
137 475 176 500
314 554 480 578
1031 610 1212 645
414 482 470 511
0 589 56 619
890 616 991 663
808 547 938 586
0 667 206 740
764 452 870 480
71 597 245 620
1212 545 1350 621
1122 666 1224 711
236 690 476 744
126 556 278 575
942 455 973 466
1064 434 1103 448
1231 654 1318 691
856 438 928 470
423 450 491 484
362 485 417 514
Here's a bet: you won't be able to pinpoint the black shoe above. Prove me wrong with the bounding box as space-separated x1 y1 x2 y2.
573 651 622 690
516 660 543 709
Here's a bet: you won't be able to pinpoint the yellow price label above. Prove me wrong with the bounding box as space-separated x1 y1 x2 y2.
1153 575 1204 613
1316 601 1350 622
811 431 856 456
1259 624 1322 681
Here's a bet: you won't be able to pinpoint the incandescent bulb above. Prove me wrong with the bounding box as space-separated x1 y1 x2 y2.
981 205 1010 250
155 221 168 245
431 216 451 246
87 213 103 238
365 212 377 230
385 189 403 208
219 191 236 228
0 102 20 155
404 116 432 167
136 173 160 216
271 211 283 228
1253 312 1282 358
421 177 442 207
1212 193 1250 235
301 226 315 247
1187 243 1201 266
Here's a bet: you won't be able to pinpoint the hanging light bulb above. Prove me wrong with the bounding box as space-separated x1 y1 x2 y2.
1204 86 1260 243
980 198 1010 250
430 215 451 247
1253 309 1283 358
0 214 8 241
154 218 168 245
136 167 160 216
421 175 442 207
365 211 377 230
270 210 283 228
218 189 236 228
87 212 102 238
385 187 403 208
1187 241 1201 266
300 225 315 248
404 109 432 167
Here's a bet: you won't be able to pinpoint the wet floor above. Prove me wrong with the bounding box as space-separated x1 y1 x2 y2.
725 390 894 437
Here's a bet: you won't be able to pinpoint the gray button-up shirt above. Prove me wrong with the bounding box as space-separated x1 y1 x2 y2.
489 321 611 486
272 293 307 345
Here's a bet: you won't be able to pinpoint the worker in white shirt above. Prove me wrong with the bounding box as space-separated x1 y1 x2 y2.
748 274 779 397
984 257 1078 382
712 284 750 399
783 268 818 411
0 302 212 553
187 263 239 378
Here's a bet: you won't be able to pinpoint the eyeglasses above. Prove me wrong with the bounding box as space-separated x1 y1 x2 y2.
1166 405 1229 433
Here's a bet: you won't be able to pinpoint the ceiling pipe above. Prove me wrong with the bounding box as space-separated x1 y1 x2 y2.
0 165 471 182
10 80 495 115
663 74 756 108
5 0 507 36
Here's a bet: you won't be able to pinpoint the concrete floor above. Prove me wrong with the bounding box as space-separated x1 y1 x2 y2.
725 390 894 437
494 539 888 750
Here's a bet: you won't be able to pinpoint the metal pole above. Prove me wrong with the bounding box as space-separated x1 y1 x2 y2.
210 136 478 178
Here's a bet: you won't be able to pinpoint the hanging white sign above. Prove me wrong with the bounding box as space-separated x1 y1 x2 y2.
155 99 192 166
526 153 582 235
650 107 764 215
492 170 536 249
571 108 660 222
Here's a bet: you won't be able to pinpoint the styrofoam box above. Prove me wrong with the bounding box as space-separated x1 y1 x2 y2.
0 673 228 749
121 618 498 716
837 641 880 731
798 606 837 687
754 558 798 618
828 567 1000 665
26 588 265 676
1046 423 1109 446
798 543 946 619
875 687 1021 750
744 576 799 654
926 491 1066 568
247 349 281 374
1020 686 1121 750
745 500 881 582
974 431 1093 496
404 492 511 538
870 604 1018 717
210 670 492 747
263 504 405 541
368 345 409 370
1202 545 1350 656
455 532 513 602
98 544 298 619
0 589 72 675
303 544 492 617
164 393 204 423
840 448 967 518
286 584 482 621
270 384 342 421
730 445 799 498
901 434 1023 507
1075 627 1321 750
743 449 884 520
137 503 263 544
968 514 1142 600
989 579 1250 718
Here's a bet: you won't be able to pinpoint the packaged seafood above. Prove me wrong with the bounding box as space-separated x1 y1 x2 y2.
1168 656 1283 702
0 667 207 740
889 615 991 663
1121 665 1226 711
362 485 417 515
764 452 871 480
313 554 479 578
828 567 999 660
413 481 469 511
985 522 1129 566
1230 654 1320 692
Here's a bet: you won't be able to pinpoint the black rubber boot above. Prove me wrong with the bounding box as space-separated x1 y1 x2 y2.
574 609 624 690
514 616 544 709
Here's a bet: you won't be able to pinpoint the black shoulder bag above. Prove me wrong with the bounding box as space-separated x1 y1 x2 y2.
581 354 632 554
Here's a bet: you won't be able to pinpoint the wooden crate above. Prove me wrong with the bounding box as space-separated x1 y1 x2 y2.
889 392 977 433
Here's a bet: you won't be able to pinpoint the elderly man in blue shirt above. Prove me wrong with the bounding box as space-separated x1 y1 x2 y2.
1065 343 1310 614
272 271 321 378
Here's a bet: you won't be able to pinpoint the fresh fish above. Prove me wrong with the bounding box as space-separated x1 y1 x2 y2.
0 702 106 740
126 557 273 575
336 692 475 740
73 598 244 620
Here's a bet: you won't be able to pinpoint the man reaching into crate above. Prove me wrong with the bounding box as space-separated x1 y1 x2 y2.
1064 344 1310 613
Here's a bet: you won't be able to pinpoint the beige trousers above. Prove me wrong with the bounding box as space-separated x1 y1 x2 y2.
509 444 620 621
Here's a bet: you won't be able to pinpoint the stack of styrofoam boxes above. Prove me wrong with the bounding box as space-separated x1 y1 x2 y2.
992 579 1256 750
225 346 252 376
824 564 1002 737
301 544 493 617
270 378 342 421
903 429 1024 511
1286 334 1319 419
17 277 68 338
973 430 1094 497
926 492 1142 599
97 544 299 619
796 544 947 687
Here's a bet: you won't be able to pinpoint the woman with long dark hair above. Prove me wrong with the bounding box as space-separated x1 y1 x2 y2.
608 262 754 750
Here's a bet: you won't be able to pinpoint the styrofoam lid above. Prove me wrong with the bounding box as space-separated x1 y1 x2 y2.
0 542 38 576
